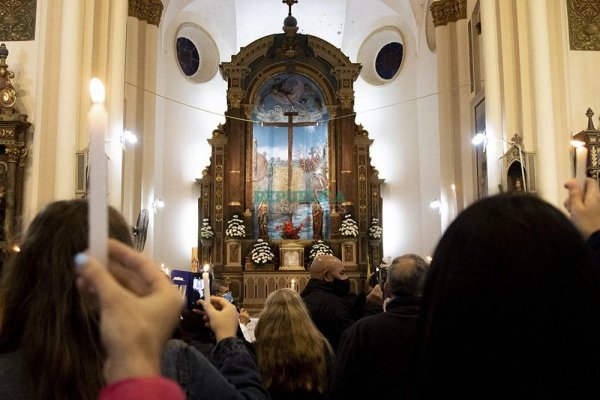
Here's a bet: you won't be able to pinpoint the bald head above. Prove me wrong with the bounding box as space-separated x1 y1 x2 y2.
310 254 346 281
387 254 428 297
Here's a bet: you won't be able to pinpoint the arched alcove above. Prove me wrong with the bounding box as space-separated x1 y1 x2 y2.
196 17 384 309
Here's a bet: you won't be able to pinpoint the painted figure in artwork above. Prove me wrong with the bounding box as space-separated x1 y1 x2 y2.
258 202 269 237
312 196 323 239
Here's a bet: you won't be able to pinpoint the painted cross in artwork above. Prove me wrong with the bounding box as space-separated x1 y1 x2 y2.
252 73 329 239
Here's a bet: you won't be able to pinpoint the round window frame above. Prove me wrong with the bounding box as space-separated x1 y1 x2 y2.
374 41 404 80
174 23 219 84
175 36 200 77
358 27 405 86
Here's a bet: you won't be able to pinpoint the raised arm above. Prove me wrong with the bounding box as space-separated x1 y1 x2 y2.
75 239 185 400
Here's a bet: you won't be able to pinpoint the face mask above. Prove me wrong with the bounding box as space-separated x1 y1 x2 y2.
222 291 234 303
332 278 350 294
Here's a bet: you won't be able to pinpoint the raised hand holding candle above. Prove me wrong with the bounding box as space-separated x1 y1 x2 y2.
572 140 588 191
202 265 211 300
88 78 108 266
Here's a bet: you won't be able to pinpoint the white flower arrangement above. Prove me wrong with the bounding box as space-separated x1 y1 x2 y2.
250 239 274 265
339 214 359 239
225 214 246 238
368 218 383 240
199 218 214 240
309 240 333 260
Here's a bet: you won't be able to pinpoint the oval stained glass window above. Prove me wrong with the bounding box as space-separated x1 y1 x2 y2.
176 37 200 77
375 42 403 80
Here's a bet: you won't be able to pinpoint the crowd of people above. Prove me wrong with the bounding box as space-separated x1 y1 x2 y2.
0 177 599 399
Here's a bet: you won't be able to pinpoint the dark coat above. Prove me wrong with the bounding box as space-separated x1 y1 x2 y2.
300 278 381 352
328 296 421 399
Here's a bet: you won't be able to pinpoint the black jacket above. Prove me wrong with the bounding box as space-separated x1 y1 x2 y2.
328 296 421 399
300 278 381 352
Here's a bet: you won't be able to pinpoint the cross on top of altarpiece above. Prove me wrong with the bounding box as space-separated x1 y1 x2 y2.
510 133 523 147
283 0 298 16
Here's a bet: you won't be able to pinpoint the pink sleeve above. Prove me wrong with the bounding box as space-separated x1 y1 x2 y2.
100 376 185 400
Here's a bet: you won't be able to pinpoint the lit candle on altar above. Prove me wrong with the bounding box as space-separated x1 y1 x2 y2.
88 78 108 266
203 264 211 300
291 278 296 291
571 140 588 191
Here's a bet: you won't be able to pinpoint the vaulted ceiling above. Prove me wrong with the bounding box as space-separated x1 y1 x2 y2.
161 0 431 59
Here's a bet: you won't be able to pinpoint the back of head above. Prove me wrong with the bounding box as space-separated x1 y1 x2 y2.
255 288 332 393
387 254 428 298
0 199 133 400
309 254 342 279
414 194 600 397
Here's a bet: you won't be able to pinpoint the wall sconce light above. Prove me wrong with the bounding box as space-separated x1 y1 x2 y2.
471 131 487 146
152 198 165 213
429 199 441 210
120 129 138 149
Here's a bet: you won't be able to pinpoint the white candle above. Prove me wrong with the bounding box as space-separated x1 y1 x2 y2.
291 278 296 291
202 264 211 300
88 78 108 266
575 145 588 191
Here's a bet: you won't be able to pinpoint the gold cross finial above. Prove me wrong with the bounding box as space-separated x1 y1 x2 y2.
511 133 523 146
283 0 298 16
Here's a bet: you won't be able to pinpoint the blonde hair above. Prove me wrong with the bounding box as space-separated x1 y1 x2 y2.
255 288 332 393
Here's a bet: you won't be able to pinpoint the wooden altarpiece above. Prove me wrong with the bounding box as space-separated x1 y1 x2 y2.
0 44 30 269
196 18 384 310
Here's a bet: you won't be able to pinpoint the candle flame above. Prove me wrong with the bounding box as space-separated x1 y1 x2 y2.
89 78 106 104
291 279 296 284
203 264 210 273
570 140 585 148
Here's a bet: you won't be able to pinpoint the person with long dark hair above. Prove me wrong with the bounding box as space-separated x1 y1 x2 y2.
0 200 134 400
412 184 600 398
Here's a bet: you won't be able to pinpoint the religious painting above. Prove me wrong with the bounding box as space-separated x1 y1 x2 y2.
252 73 329 239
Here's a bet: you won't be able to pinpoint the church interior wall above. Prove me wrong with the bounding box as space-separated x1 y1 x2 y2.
9 0 52 226
152 5 229 267
561 0 600 150
353 15 430 259
415 21 441 259
13 0 598 271
148 0 444 267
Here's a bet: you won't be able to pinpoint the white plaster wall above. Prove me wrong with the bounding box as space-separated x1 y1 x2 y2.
566 53 600 136
415 18 441 258
153 9 228 269
154 0 439 268
354 16 425 260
